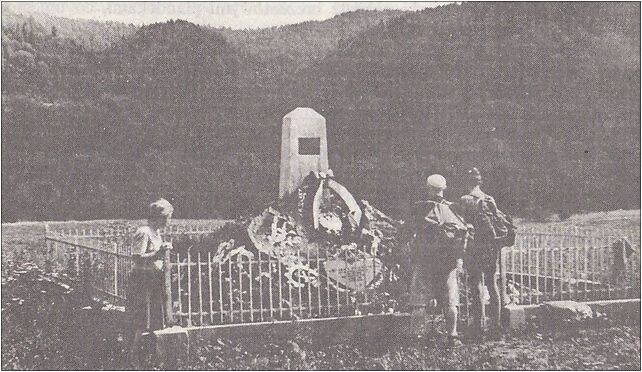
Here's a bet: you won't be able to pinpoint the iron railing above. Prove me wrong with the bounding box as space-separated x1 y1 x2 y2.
167 241 386 327
502 225 640 305
43 222 231 305
43 222 640 328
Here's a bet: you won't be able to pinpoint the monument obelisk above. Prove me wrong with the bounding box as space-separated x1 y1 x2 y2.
278 107 329 198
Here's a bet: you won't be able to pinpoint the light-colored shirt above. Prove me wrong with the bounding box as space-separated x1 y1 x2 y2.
131 226 164 271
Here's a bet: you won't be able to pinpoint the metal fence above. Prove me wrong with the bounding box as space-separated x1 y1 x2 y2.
43 222 640 328
43 222 230 305
168 241 385 327
501 225 640 305
45 229 131 302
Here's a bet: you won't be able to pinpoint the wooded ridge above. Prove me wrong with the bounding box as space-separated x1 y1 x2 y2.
1 3 639 221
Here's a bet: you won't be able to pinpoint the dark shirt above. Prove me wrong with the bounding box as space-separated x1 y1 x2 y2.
409 195 470 262
459 188 497 243
410 196 445 233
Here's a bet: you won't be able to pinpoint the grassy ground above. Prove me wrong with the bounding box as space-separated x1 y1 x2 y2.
1 210 640 370
0 219 231 269
515 209 641 230
2 262 640 370
188 324 641 370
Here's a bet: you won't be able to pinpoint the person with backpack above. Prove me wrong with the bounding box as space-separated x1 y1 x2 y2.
459 168 516 341
408 174 473 346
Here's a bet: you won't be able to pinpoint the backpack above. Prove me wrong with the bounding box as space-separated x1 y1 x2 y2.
410 199 473 259
473 195 516 247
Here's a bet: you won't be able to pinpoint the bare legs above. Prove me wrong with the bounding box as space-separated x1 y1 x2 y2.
445 267 460 340
470 249 502 337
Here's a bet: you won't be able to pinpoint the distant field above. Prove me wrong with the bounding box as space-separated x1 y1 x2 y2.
516 209 640 231
1 219 231 269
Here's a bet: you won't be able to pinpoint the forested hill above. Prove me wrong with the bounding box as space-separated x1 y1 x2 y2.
0 6 410 221
1 3 640 222
291 2 640 216
1 5 137 50
216 9 410 127
218 9 408 73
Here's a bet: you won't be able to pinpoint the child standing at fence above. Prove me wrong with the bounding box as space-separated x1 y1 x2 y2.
128 198 173 368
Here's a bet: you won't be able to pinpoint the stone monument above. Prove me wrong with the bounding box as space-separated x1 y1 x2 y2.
278 107 329 198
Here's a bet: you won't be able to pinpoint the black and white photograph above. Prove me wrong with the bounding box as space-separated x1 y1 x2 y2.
1 1 640 370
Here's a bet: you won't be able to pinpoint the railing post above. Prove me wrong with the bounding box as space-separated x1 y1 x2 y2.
74 235 81 278
187 249 193 326
499 246 508 307
44 224 50 269
113 243 118 296
53 240 60 272
164 249 174 327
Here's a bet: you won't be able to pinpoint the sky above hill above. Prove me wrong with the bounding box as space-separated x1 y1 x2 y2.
5 2 451 29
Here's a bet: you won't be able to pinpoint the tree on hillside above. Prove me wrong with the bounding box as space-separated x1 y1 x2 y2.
0 4 639 221
294 2 640 215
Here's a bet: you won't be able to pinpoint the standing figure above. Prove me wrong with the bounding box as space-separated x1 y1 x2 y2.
408 174 472 346
459 168 514 340
128 198 174 368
